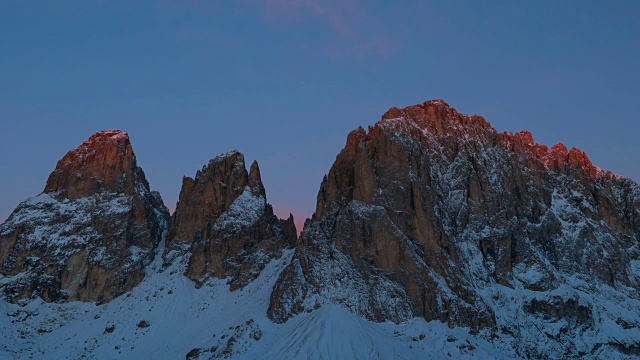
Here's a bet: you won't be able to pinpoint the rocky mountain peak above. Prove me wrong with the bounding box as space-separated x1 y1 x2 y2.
381 101 605 180
169 151 249 246
86 129 130 143
381 99 492 136
345 126 367 152
1 130 168 303
44 129 146 200
166 150 296 290
516 130 534 145
502 130 602 178
268 99 640 358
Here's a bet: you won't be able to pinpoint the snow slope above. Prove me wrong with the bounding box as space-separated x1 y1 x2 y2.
0 239 513 360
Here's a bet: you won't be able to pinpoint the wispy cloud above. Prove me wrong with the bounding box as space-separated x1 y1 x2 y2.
263 0 355 36
261 0 394 58
154 0 396 59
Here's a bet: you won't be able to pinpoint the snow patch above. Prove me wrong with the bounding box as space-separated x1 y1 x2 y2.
213 187 265 233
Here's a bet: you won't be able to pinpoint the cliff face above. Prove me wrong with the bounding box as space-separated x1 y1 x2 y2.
268 100 640 357
165 151 296 290
0 130 169 303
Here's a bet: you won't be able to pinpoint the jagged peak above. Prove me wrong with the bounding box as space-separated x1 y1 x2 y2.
249 160 266 197
515 130 534 146
187 151 271 202
249 160 261 183
377 99 616 180
194 150 245 180
503 132 605 179
550 142 569 153
211 149 243 163
345 126 367 152
380 99 492 137
381 99 453 119
425 98 450 106
84 129 129 143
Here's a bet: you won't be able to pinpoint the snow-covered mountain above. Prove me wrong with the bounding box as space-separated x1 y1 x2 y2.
0 130 168 304
1 101 639 359
269 100 640 358
164 150 296 291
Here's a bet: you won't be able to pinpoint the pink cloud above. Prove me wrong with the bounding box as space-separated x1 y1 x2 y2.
154 0 396 58
261 0 394 58
263 0 355 37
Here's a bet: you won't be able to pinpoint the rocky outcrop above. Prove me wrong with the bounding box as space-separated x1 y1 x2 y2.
0 130 169 303
44 130 139 199
268 100 640 358
165 151 296 290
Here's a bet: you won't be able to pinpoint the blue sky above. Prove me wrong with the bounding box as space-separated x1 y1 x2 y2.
1 1 639 228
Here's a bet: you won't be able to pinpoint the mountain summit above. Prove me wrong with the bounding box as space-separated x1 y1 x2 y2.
165 150 297 290
44 130 142 199
268 99 640 357
0 130 168 303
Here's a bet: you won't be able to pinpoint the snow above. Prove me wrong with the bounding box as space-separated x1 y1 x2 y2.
631 260 640 279
513 263 545 287
0 183 167 304
86 130 129 144
0 193 131 253
212 150 241 163
213 187 265 234
0 243 515 360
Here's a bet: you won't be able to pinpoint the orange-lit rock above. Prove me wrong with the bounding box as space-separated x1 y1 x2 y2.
0 130 168 303
165 151 296 290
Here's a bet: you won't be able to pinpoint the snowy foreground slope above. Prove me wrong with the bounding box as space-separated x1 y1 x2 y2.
0 242 510 360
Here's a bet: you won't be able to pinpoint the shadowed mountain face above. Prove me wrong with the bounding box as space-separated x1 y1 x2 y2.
268 100 640 357
165 150 297 290
0 130 169 303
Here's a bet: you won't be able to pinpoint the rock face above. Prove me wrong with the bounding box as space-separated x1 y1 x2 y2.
165 150 296 290
268 100 640 358
0 130 169 303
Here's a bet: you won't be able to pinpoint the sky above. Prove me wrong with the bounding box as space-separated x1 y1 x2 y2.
1 1 639 230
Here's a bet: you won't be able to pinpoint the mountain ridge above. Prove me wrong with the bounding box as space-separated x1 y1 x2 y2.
1 99 639 359
268 99 640 357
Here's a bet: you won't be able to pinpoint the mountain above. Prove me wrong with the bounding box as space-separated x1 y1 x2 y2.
1 102 639 359
0 130 169 303
164 150 297 290
268 100 640 357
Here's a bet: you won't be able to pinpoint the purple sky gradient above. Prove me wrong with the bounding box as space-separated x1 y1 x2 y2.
1 1 639 230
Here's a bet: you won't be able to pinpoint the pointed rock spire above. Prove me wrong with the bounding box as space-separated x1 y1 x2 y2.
166 150 296 290
249 160 265 196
